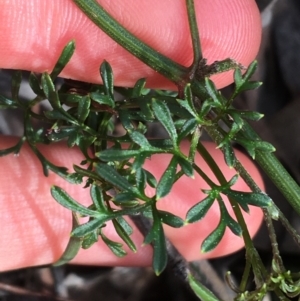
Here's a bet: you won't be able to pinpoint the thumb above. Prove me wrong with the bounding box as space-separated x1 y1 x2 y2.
0 0 261 89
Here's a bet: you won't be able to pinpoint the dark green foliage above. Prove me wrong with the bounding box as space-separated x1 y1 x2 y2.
0 49 273 276
0 30 282 299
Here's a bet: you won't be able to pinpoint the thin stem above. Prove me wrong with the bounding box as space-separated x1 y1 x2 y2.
242 122 300 217
73 0 188 84
264 211 284 271
186 0 203 66
196 141 225 186
192 163 218 188
239 260 252 292
197 135 267 285
278 207 300 249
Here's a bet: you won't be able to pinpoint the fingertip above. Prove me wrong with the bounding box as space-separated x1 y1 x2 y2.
197 0 261 88
0 0 261 89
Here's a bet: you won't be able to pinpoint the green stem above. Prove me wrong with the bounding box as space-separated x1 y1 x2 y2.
73 0 188 84
278 209 300 248
264 210 285 272
192 163 217 188
242 122 300 216
186 0 202 66
197 139 267 285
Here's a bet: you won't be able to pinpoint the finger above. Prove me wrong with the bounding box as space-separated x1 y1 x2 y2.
0 0 261 89
0 137 264 271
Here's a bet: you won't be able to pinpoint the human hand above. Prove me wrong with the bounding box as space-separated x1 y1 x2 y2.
0 0 263 271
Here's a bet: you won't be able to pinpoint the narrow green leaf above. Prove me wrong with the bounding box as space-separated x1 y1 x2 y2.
254 140 276 153
201 221 226 253
177 118 198 141
51 186 97 217
77 95 91 123
186 195 215 223
227 174 239 188
238 202 250 213
205 78 223 107
66 172 83 184
115 216 133 235
90 185 107 212
67 131 80 147
223 190 272 208
132 154 147 171
163 99 190 118
72 216 110 237
112 219 136 252
119 110 135 131
158 210 184 228
152 222 167 276
234 137 256 159
53 213 82 266
132 78 147 97
46 127 76 142
28 73 44 96
233 61 262 94
138 101 155 120
144 169 157 188
144 224 155 245
233 68 243 88
44 109 71 122
199 100 212 118
97 149 140 161
229 110 264 122
113 192 139 207
156 157 177 199
60 93 82 105
129 131 152 148
219 201 242 236
41 73 57 104
0 137 25 157
177 99 197 118
101 232 127 257
228 111 244 128
11 70 22 102
177 156 194 178
238 81 262 93
244 60 258 80
135 168 147 191
188 274 221 301
82 231 98 249
51 40 76 79
241 110 264 121
228 121 242 137
90 92 114 107
73 164 101 181
152 99 178 143
95 163 139 194
184 84 196 112
0 95 18 109
225 213 242 236
222 142 236 168
144 208 167 275
189 127 201 162
100 60 114 101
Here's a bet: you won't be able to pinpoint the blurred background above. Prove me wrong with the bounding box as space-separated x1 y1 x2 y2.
1 0 300 300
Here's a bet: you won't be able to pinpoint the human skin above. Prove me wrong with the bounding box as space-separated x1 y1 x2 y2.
0 0 262 271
